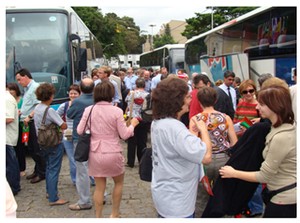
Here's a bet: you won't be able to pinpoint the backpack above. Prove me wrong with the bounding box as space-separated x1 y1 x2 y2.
37 106 63 149
141 94 153 123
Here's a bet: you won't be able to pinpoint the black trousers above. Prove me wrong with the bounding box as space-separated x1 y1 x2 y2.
263 202 296 218
127 121 149 167
27 120 46 177
14 122 26 172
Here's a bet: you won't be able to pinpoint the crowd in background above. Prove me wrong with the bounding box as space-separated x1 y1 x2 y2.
6 65 297 218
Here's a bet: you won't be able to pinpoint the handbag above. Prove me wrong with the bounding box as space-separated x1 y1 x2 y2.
141 94 153 123
38 106 63 149
139 147 152 182
261 182 296 205
74 105 95 162
126 91 135 127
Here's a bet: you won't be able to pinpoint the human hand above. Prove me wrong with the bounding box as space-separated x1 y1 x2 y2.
130 118 139 127
219 165 236 178
191 117 206 133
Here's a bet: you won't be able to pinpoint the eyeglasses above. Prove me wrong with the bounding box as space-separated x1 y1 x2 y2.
242 89 255 95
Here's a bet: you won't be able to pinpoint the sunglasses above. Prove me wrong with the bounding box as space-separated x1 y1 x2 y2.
242 89 255 95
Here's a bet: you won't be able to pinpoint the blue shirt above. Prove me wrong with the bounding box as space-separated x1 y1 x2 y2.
124 74 138 90
20 80 40 121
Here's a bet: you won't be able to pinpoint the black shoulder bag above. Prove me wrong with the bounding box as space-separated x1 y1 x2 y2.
74 105 95 162
262 182 296 205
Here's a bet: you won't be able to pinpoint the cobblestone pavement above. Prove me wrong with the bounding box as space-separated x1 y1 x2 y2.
15 140 157 218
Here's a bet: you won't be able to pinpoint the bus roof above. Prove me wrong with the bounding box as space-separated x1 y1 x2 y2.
140 44 184 56
185 6 273 45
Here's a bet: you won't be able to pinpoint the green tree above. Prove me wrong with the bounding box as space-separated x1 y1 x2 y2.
182 7 258 39
153 24 176 48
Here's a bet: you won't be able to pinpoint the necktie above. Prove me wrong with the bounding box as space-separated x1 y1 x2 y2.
228 87 233 104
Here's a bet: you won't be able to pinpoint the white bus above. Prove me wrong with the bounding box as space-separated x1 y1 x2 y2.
185 7 296 86
6 7 104 108
140 44 185 74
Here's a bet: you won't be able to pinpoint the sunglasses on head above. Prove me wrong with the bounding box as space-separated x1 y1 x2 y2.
242 89 255 95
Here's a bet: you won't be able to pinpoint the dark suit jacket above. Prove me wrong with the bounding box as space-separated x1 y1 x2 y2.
202 121 271 217
214 87 235 120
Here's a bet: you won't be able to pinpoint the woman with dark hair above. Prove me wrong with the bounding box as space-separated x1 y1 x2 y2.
77 80 139 218
6 83 26 177
220 85 296 218
125 77 149 168
189 86 237 217
150 78 212 218
34 83 68 206
56 84 81 185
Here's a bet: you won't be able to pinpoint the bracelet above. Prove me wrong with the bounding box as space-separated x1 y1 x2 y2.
28 115 33 119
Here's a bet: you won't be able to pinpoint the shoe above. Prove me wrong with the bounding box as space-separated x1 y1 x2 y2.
244 209 262 217
126 164 134 168
49 199 69 206
69 203 92 211
30 176 45 184
26 172 37 180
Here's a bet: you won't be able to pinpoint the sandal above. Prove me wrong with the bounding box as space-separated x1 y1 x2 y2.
49 199 69 206
68 203 92 211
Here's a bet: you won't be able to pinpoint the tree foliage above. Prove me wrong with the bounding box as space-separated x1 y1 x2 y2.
72 7 257 57
153 24 176 48
182 7 258 39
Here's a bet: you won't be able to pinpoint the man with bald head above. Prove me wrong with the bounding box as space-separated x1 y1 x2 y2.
67 77 94 210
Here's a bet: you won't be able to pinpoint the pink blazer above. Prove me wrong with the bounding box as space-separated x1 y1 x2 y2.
77 101 134 153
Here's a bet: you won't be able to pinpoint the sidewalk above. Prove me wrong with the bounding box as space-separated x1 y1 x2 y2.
14 140 157 218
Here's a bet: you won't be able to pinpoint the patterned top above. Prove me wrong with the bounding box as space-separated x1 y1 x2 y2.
125 90 149 120
234 100 259 123
195 112 230 153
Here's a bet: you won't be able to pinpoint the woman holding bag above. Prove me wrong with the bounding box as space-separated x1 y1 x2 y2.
219 85 296 218
77 80 139 218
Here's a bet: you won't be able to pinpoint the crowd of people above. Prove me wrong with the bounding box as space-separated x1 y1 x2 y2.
5 66 297 218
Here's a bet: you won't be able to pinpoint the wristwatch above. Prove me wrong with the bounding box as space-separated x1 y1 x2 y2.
28 114 33 119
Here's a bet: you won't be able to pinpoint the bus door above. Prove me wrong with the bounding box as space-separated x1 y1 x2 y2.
199 53 249 83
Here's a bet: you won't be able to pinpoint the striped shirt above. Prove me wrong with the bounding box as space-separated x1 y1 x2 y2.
234 100 259 123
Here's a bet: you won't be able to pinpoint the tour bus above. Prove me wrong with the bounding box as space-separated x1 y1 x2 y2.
6 7 104 108
140 44 185 74
185 6 296 86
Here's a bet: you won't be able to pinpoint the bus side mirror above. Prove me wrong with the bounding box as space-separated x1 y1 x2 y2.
79 48 87 72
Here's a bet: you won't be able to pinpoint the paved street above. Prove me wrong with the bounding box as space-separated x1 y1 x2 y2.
14 140 157 218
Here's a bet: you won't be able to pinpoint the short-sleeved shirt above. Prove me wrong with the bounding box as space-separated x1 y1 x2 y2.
34 103 64 135
20 80 40 121
6 91 19 146
151 118 207 217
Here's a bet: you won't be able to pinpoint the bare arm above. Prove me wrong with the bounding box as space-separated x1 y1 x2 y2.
191 117 212 165
226 115 238 147
219 165 258 183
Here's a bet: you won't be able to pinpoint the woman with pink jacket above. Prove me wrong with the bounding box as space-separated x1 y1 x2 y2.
77 80 139 218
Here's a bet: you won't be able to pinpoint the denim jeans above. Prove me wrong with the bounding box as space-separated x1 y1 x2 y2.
62 139 76 184
248 184 264 214
42 143 64 202
6 145 21 194
73 141 92 207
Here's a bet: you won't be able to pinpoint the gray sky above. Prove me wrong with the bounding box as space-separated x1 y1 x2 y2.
100 6 208 35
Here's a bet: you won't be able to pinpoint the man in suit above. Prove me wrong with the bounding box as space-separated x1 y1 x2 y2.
214 70 236 120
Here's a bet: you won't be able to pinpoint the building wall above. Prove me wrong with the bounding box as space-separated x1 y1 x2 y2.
143 20 187 53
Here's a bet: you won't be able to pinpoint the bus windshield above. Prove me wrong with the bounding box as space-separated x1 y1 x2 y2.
6 12 70 100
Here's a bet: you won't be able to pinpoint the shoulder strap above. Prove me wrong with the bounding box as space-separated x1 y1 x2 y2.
42 106 50 124
272 182 296 195
63 101 69 115
84 105 95 131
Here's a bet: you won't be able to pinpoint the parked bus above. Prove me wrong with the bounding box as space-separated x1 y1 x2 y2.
6 7 104 108
140 44 185 74
185 6 296 86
